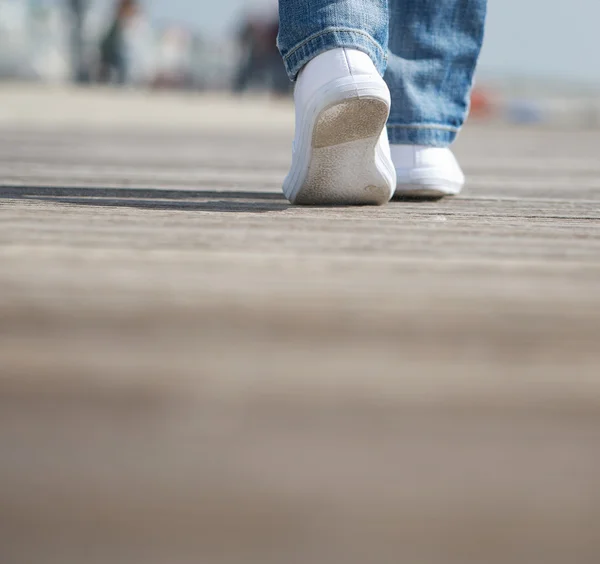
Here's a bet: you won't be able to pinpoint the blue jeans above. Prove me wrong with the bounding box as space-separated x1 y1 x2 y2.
277 0 487 146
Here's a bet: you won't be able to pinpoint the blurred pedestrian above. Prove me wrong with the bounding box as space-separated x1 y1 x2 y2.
264 17 291 97
67 0 88 83
233 10 290 96
98 0 140 85
277 0 487 205
233 16 264 93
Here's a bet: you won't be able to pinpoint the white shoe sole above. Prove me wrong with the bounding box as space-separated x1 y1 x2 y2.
394 181 462 200
284 77 396 206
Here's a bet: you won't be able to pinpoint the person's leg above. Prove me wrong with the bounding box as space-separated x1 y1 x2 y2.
69 2 85 83
115 51 128 85
278 0 389 81
277 0 395 205
233 47 256 93
386 0 486 145
269 51 293 97
385 0 487 197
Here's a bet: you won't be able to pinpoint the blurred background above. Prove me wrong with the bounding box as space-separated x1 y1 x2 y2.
0 0 599 122
1 3 600 564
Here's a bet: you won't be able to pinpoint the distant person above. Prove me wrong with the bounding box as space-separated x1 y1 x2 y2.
264 17 291 96
67 0 89 83
233 16 264 93
233 11 290 96
277 0 488 205
98 0 139 85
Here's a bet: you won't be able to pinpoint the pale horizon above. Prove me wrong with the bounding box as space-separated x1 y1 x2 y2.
145 0 600 86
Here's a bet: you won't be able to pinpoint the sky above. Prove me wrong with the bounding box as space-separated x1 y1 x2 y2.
143 0 600 86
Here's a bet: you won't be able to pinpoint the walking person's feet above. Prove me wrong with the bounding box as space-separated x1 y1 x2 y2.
391 145 465 200
283 48 396 205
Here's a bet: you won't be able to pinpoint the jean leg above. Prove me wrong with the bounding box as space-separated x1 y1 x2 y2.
385 0 487 146
277 0 390 81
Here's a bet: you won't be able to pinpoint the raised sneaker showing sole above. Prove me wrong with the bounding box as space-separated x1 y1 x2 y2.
391 145 465 200
283 76 396 206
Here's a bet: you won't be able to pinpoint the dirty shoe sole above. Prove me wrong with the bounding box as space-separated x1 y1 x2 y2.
284 78 395 206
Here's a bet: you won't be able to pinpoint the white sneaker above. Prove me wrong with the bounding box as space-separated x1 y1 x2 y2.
391 145 465 199
283 48 396 205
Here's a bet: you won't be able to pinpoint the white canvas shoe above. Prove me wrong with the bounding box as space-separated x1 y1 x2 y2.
283 48 396 205
391 145 465 199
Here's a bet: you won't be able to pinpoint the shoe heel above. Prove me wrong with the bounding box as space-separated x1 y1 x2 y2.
290 95 393 205
312 96 389 149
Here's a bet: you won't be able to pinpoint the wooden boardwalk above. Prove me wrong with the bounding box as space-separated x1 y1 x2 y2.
1 87 599 564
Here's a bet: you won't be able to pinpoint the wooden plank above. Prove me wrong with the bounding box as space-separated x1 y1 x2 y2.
0 90 599 564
